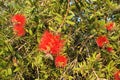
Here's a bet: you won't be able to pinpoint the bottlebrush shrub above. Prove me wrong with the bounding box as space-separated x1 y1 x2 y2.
38 30 64 55
11 14 26 36
55 55 67 68
106 47 113 52
0 0 120 80
114 70 120 80
13 25 26 36
11 14 26 26
96 35 109 47
105 22 115 31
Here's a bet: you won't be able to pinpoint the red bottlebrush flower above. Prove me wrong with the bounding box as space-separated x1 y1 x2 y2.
12 14 26 26
55 55 67 68
96 35 109 47
38 30 64 55
13 25 25 37
106 47 113 52
114 70 120 80
105 22 115 31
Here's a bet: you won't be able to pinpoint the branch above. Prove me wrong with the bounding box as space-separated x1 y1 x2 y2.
59 0 70 28
92 68 100 80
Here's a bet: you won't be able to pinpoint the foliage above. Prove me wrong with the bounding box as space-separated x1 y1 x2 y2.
0 0 120 80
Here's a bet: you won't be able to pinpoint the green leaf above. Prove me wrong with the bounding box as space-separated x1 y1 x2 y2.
110 35 119 41
29 29 33 35
49 26 55 31
54 17 62 23
7 68 12 75
66 20 75 25
13 67 20 72
66 15 74 19
52 12 62 18
66 11 74 19
98 20 106 27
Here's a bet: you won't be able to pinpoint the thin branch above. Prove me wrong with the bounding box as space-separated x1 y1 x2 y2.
92 68 100 80
59 58 77 80
78 34 95 53
18 43 27 51
37 67 40 80
59 0 70 28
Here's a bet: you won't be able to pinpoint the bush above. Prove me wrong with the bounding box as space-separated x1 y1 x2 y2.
0 0 120 80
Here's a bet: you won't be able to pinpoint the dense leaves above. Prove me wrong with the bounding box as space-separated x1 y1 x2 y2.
0 0 120 80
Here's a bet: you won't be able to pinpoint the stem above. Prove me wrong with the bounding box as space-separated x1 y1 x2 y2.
37 67 40 80
59 0 70 28
92 68 100 80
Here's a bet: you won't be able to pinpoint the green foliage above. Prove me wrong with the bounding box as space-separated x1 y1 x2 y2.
0 0 120 80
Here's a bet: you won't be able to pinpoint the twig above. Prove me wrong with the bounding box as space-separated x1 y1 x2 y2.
37 67 40 80
92 68 100 80
59 58 77 80
59 0 70 28
78 34 95 53
18 43 27 51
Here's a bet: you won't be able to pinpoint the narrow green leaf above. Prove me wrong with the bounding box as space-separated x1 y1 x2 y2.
66 20 75 25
